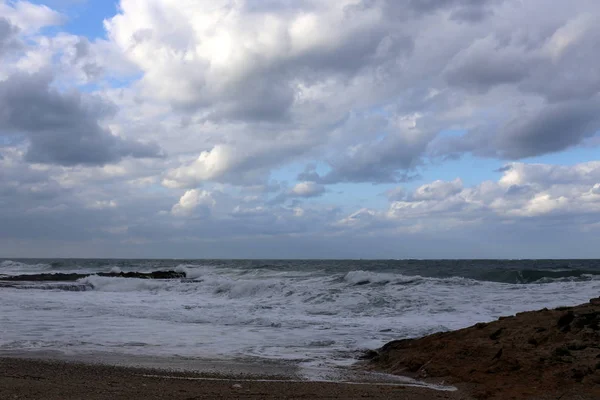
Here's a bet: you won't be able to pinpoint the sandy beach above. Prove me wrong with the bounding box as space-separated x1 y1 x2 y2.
0 357 468 400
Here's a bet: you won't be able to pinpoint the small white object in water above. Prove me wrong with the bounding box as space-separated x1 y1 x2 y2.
232 384 242 389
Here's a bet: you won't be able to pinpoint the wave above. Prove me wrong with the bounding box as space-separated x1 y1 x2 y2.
343 270 419 286
78 276 168 292
0 281 90 291
0 260 52 273
476 269 600 284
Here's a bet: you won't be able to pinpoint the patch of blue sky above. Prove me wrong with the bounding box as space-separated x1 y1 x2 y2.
416 155 504 189
0 134 25 147
28 0 118 39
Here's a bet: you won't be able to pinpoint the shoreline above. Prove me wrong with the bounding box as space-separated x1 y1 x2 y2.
0 356 468 399
4 297 600 399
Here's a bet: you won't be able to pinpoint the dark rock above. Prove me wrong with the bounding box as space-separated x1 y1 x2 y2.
489 328 504 340
359 350 379 360
567 342 588 351
492 348 503 360
553 347 572 357
573 312 600 330
1 270 186 282
571 367 592 382
367 297 600 399
558 311 575 328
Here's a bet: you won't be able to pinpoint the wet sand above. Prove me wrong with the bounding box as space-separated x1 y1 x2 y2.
0 357 469 399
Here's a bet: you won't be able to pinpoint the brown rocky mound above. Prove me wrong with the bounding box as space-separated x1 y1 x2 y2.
366 298 600 399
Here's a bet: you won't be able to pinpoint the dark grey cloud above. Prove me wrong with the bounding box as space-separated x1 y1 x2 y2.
497 100 600 159
444 41 531 92
519 25 600 103
205 76 295 122
433 99 600 160
386 0 501 22
0 18 22 55
441 15 600 105
303 132 428 184
0 72 163 166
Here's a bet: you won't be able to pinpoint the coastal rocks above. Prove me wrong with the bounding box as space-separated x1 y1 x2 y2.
367 297 600 399
0 270 186 282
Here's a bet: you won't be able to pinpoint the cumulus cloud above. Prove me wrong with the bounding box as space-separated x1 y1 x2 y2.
337 161 600 233
0 1 64 33
171 189 216 217
0 72 163 166
290 181 325 198
438 99 600 159
2 0 600 257
100 0 600 187
162 137 312 187
104 0 402 117
412 178 463 201
0 17 22 55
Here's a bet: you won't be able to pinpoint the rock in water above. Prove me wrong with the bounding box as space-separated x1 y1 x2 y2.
1 270 186 282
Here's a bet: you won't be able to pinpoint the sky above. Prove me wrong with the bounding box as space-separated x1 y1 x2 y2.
1 0 600 259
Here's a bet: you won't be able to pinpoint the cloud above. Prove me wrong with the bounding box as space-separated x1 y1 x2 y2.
412 178 463 201
443 36 532 92
2 0 600 258
437 99 600 159
101 0 600 188
0 72 163 166
289 181 325 198
104 0 403 120
0 17 22 55
337 161 600 234
0 1 64 33
162 138 313 187
171 189 215 217
385 187 406 201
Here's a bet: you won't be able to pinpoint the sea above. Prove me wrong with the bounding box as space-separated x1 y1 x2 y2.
1 258 599 376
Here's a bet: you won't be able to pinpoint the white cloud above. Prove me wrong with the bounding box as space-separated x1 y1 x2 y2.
88 200 118 210
412 178 463 201
171 189 216 217
0 1 64 33
337 161 600 233
290 181 325 198
2 0 600 257
104 0 388 113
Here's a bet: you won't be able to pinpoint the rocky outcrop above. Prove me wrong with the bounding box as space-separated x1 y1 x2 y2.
367 298 600 399
1 270 186 281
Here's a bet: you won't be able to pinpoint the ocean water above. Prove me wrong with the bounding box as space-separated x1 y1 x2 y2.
1 259 599 372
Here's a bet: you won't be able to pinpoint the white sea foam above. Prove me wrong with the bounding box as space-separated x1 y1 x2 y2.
1 262 599 372
0 260 52 275
78 275 167 292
